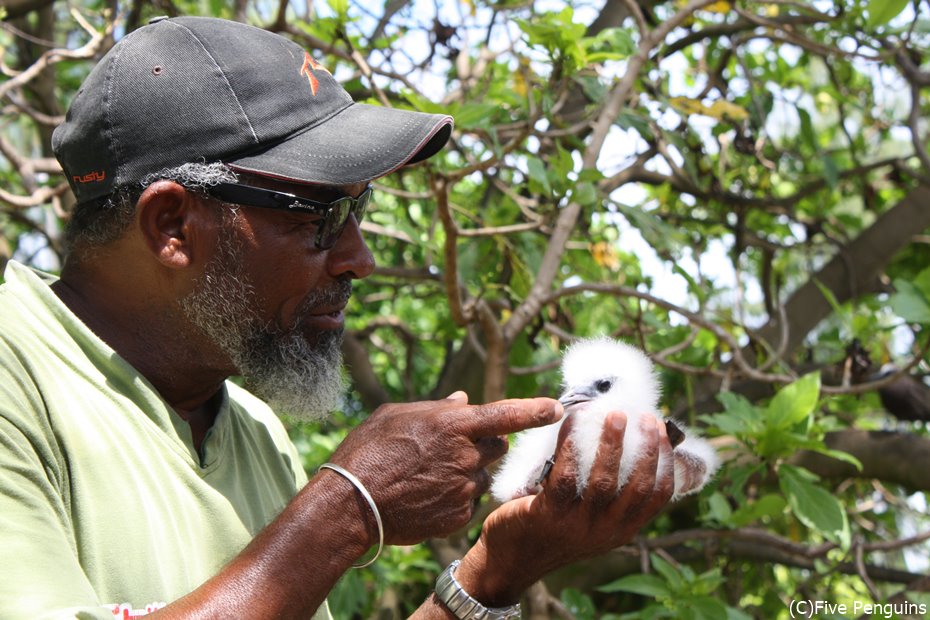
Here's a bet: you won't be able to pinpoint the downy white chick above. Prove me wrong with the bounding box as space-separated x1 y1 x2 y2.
491 337 719 503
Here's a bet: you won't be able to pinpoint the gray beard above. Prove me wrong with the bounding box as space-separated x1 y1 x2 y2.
179 222 348 421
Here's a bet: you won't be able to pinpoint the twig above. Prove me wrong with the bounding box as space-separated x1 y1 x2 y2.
0 182 71 209
0 9 111 102
432 174 470 326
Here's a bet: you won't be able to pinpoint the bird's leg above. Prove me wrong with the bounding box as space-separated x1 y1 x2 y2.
534 456 556 487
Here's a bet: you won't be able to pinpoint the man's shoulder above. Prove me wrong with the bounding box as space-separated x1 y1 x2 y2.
225 381 278 422
224 381 294 445
223 380 308 486
0 261 67 356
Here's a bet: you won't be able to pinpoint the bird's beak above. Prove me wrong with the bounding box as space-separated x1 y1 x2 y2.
559 386 597 409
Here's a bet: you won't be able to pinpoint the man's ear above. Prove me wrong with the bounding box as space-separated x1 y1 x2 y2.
136 180 213 270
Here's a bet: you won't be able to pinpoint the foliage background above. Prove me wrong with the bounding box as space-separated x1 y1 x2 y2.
2 0 930 617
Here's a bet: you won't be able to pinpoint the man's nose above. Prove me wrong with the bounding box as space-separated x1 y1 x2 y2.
326 214 375 280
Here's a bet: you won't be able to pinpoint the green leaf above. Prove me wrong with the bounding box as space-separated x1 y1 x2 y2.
515 7 588 70
691 568 724 594
615 110 652 136
766 373 821 429
329 0 349 17
725 607 755 620
650 554 685 591
867 0 910 27
685 596 729 620
757 428 814 460
813 278 844 316
797 106 816 151
598 573 671 597
821 155 839 189
573 181 598 206
401 90 447 115
526 155 552 195
718 390 757 418
454 103 500 129
706 491 733 524
806 446 864 472
730 493 787 527
727 463 765 503
915 265 930 295
327 570 368 618
702 411 745 435
672 263 706 304
779 464 850 548
588 27 635 58
707 391 763 436
890 279 930 323
560 588 596 620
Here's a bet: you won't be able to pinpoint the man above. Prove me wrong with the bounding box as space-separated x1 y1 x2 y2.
0 16 674 619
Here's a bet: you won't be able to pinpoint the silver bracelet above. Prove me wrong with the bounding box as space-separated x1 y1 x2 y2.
318 462 384 568
435 560 522 619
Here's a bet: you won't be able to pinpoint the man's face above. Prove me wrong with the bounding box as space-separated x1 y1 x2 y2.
180 177 375 420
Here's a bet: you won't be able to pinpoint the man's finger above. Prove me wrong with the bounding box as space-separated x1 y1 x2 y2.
445 391 469 404
582 412 627 506
544 413 579 505
655 420 675 497
459 398 563 438
630 415 660 491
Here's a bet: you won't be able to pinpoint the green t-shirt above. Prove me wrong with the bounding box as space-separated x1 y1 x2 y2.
0 261 330 619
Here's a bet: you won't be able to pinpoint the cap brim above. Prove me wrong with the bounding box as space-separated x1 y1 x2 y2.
226 102 453 185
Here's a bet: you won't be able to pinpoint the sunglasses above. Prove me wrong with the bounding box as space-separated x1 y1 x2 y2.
206 182 372 249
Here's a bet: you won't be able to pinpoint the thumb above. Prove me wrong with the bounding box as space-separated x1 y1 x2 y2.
445 390 469 404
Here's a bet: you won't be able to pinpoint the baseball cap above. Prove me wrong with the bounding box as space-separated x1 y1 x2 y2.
52 16 453 204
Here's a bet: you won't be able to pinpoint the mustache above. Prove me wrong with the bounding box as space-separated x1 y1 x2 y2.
298 277 353 315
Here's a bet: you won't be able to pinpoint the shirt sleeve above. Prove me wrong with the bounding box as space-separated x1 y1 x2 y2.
0 381 111 619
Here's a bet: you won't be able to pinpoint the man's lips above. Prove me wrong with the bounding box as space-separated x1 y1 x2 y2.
301 302 347 330
308 302 347 317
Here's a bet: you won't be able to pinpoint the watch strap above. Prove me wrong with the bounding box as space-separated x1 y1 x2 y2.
434 560 522 619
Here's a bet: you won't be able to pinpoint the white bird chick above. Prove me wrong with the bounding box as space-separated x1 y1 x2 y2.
491 337 719 503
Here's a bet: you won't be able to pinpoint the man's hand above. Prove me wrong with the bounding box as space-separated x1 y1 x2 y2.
322 392 563 545
451 411 675 607
161 394 561 619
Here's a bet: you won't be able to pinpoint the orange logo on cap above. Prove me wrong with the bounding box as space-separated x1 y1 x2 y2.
73 170 106 184
300 52 331 96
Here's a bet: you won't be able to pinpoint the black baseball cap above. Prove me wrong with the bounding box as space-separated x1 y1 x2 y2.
52 16 454 204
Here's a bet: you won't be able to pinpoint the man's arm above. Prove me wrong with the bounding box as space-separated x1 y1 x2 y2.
150 394 563 618
412 411 675 618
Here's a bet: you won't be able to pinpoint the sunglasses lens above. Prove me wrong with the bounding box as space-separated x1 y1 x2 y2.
317 198 353 249
354 188 371 221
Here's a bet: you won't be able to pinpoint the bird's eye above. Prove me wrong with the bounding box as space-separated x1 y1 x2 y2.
595 379 612 393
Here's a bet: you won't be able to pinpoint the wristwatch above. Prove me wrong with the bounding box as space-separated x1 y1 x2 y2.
434 560 522 619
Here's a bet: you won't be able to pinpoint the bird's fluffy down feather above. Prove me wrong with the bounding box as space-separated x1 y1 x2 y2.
491 337 719 502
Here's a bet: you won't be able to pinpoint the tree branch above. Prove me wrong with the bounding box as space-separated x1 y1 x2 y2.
792 430 930 493
550 526 930 594
0 9 110 102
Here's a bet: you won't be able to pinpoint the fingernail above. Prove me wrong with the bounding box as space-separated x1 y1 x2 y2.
609 412 626 431
446 390 467 401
